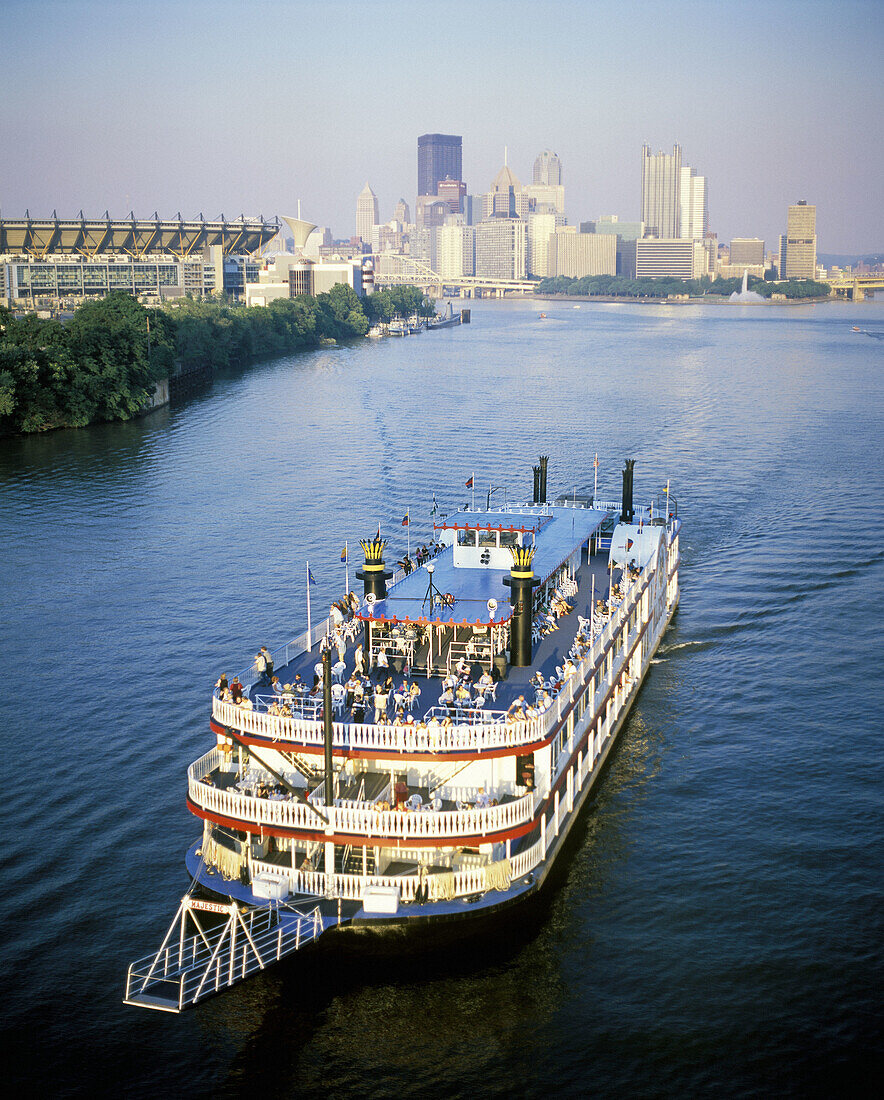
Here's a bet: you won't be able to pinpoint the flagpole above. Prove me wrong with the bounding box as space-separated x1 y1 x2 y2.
407 508 411 558
593 452 599 502
591 573 595 637
471 471 475 511
307 561 313 648
345 540 349 594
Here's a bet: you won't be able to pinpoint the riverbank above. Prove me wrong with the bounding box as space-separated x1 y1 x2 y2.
532 292 837 305
0 284 432 436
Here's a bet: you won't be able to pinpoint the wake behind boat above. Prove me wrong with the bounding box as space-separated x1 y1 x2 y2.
124 457 680 1012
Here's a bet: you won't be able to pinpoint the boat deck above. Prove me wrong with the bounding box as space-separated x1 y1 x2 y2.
239 549 615 722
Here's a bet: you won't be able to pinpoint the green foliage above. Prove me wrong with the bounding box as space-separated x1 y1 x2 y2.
536 274 832 301
364 284 434 323
0 282 429 435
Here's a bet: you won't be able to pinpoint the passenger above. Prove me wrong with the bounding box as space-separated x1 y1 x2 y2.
215 673 229 695
261 646 274 682
507 695 527 716
229 677 243 704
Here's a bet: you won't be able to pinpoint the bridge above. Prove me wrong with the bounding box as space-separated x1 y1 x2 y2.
372 253 535 297
825 274 883 301
0 212 280 259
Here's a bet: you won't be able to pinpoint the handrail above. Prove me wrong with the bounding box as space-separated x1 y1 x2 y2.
214 548 665 765
189 750 539 840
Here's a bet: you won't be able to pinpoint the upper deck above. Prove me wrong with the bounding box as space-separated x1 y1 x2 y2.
361 503 608 628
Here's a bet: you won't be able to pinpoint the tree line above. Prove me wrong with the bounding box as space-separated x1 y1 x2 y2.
0 283 433 435
535 274 832 300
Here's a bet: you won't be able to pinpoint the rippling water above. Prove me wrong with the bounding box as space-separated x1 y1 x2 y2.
2 299 882 1097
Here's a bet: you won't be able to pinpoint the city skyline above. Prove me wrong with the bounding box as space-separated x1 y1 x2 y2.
1 0 882 254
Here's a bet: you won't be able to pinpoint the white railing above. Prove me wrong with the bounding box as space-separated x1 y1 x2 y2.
191 751 540 841
213 550 671 768
250 859 507 905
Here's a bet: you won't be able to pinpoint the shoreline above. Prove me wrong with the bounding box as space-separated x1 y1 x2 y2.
530 292 838 306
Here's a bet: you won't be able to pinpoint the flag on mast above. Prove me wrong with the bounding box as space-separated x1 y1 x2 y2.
465 475 474 488
306 562 315 651
401 514 410 526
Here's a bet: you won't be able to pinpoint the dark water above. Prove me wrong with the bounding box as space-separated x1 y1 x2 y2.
2 299 882 1098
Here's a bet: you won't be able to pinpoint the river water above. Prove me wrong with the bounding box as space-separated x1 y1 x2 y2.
2 298 882 1098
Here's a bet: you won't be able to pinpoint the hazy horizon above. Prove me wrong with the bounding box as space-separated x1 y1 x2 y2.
2 0 882 255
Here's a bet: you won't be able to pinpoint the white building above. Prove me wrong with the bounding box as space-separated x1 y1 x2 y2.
436 223 475 279
679 167 708 240
356 182 379 243
641 144 682 238
549 231 617 278
635 238 709 279
533 150 563 186
475 218 527 279
527 211 567 277
525 183 565 215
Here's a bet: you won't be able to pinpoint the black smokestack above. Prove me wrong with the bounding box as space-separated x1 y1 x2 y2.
539 455 549 504
621 459 635 523
532 465 541 504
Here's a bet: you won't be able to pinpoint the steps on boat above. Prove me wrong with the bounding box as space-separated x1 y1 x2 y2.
124 894 324 1012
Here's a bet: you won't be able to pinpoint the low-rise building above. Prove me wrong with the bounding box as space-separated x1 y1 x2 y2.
635 238 709 279
549 231 617 278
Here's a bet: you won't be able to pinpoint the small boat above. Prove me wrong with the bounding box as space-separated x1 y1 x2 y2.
125 457 681 1012
539 312 547 319
427 302 462 330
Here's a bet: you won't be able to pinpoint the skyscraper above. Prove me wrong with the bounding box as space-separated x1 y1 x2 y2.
533 150 562 186
778 201 817 278
417 134 462 197
679 166 707 240
393 198 411 226
356 183 379 243
641 144 682 238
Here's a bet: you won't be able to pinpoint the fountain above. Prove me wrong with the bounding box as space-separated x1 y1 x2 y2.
729 269 766 303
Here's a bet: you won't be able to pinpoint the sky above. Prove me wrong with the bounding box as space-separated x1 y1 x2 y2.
1 0 882 254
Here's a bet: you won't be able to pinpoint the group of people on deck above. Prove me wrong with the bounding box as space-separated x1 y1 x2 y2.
397 542 443 575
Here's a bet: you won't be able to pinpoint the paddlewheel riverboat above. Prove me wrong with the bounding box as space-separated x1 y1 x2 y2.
125 457 680 1011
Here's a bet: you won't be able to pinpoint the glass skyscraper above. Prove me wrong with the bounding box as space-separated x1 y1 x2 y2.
417 134 462 197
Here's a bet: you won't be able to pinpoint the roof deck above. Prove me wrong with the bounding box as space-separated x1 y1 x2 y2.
214 549 625 754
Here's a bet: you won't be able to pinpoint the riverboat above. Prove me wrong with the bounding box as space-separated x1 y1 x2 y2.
124 457 680 1012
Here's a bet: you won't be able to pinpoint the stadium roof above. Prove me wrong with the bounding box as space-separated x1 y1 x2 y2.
0 213 279 258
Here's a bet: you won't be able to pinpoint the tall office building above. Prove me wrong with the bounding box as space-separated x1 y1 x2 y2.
393 198 411 226
778 201 817 278
356 183 379 243
436 222 475 278
437 177 467 214
480 163 530 220
679 167 707 240
533 150 562 186
475 218 527 279
641 144 682 238
527 211 567 277
417 134 463 197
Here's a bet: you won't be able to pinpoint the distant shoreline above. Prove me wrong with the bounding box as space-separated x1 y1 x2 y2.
530 292 837 306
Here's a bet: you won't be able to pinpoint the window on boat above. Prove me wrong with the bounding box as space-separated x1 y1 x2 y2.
499 530 519 550
477 529 497 548
457 529 477 547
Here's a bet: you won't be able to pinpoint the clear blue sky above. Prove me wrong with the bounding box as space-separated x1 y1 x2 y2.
1 0 881 253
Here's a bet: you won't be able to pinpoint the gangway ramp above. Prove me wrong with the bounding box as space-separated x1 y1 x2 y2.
124 894 324 1012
